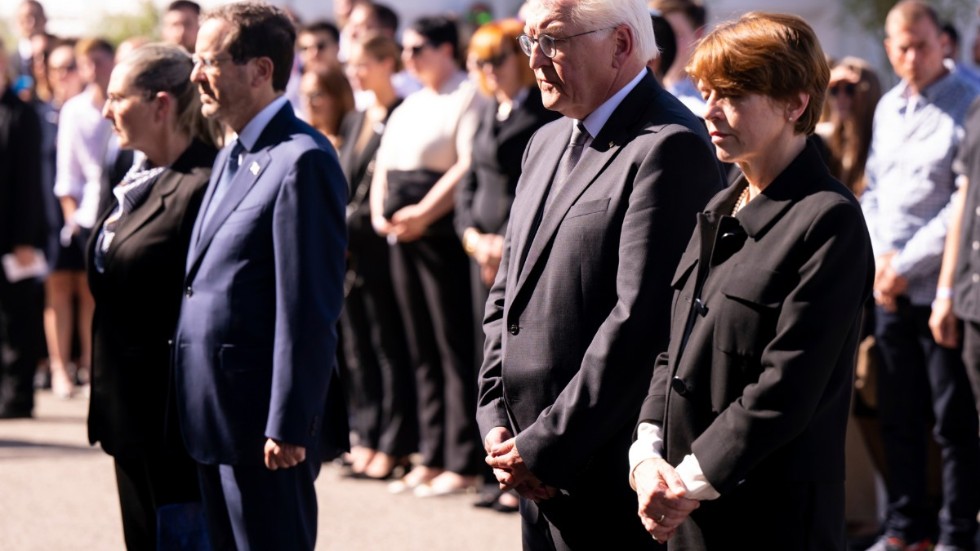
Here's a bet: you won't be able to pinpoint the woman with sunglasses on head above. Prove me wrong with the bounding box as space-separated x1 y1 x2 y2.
817 57 883 197
87 43 221 549
456 18 559 512
630 13 874 548
370 15 488 497
335 33 417 481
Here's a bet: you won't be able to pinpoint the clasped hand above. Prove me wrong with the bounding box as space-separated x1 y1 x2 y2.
264 438 306 470
633 458 700 543
484 427 556 502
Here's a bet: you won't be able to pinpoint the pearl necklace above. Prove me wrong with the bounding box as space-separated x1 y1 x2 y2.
731 185 750 215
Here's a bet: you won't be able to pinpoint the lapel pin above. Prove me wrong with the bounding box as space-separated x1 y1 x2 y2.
608 141 615 148
249 161 261 175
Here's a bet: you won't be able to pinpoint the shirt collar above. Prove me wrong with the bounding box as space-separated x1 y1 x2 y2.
233 95 289 151
899 68 954 104
579 69 646 139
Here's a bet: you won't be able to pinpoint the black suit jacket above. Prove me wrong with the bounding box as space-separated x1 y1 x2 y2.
338 99 402 246
455 86 560 238
0 87 46 256
477 72 722 494
639 142 873 549
86 139 216 458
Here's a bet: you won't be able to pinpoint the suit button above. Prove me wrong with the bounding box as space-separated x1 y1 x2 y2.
185 286 194 297
671 376 690 397
509 323 520 335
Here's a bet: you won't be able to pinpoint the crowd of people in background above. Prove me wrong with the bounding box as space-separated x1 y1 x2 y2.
1 0 979 549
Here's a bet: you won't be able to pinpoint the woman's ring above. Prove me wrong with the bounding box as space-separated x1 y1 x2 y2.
658 513 666 523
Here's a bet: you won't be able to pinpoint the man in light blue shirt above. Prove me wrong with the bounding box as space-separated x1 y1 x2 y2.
861 2 980 550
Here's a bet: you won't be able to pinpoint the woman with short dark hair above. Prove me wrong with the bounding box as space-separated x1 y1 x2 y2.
630 13 874 549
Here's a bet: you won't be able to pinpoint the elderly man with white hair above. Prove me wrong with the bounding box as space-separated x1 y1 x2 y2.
476 0 722 548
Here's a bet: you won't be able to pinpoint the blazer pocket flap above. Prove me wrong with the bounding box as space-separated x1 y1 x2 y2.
565 198 610 219
720 265 787 307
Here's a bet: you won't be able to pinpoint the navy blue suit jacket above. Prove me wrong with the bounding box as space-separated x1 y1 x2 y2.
173 102 348 466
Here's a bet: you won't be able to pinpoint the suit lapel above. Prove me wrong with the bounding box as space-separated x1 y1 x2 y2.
185 104 296 279
513 137 622 297
512 73 659 298
102 170 180 263
185 149 271 277
510 121 567 281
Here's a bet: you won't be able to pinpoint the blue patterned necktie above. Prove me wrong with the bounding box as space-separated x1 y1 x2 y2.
199 139 245 234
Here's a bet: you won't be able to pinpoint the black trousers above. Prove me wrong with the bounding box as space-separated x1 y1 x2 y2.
959 320 980 417
0 275 43 415
113 450 203 550
340 227 417 457
389 232 482 474
875 301 980 547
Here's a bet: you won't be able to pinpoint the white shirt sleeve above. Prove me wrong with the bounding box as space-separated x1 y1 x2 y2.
628 421 721 501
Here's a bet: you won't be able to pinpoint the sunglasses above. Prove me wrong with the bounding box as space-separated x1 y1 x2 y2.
829 82 857 97
475 50 511 70
406 43 432 57
299 41 331 53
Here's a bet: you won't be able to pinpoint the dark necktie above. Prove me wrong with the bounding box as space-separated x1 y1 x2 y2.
554 122 589 186
544 122 589 213
520 122 590 270
199 139 244 234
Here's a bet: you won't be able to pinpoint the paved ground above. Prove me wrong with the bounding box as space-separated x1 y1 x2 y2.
0 390 520 550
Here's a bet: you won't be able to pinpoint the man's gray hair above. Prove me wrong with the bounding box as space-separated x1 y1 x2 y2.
532 0 658 61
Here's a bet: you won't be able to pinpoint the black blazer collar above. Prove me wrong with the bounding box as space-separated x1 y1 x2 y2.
707 139 830 239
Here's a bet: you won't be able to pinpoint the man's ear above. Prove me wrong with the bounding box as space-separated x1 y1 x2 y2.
611 24 634 68
251 56 275 88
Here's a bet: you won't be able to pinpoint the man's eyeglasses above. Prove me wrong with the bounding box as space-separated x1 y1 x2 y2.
192 55 233 71
474 50 511 70
829 82 857 98
518 27 614 59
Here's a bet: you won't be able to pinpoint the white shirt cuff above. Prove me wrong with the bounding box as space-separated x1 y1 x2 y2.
675 453 721 500
628 422 721 500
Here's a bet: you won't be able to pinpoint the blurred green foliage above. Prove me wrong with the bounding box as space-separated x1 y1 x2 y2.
97 0 160 46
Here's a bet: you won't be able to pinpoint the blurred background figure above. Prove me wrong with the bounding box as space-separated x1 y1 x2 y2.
347 1 421 108
648 0 707 115
160 1 201 54
36 39 83 278
456 17 558 514
0 40 47 420
647 10 678 84
370 15 486 498
48 38 114 399
336 33 417 481
24 31 55 103
941 22 980 89
334 0 355 61
12 0 48 93
297 21 342 73
87 43 220 550
817 57 883 197
301 64 355 150
862 2 980 549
